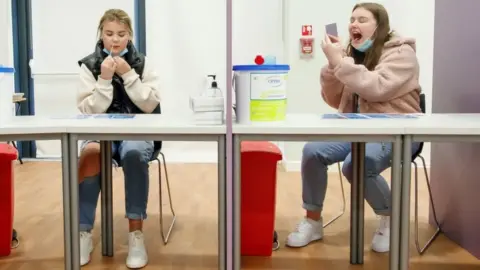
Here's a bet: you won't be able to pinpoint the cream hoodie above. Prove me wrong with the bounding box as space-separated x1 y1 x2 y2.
77 56 161 114
320 35 421 113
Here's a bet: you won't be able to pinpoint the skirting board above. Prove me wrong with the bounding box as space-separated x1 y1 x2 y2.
280 159 431 172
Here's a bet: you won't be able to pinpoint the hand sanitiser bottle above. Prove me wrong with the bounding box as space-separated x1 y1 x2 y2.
190 74 225 125
205 75 223 97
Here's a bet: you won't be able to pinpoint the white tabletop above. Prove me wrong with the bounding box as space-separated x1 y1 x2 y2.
233 114 410 135
63 114 226 134
3 113 479 137
0 116 68 135
0 114 226 135
401 113 480 135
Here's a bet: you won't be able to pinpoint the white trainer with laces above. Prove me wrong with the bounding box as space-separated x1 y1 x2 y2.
371 215 390 253
286 217 323 247
80 231 93 266
126 230 148 269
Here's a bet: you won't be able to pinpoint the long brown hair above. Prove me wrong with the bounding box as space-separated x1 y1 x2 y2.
346 3 393 70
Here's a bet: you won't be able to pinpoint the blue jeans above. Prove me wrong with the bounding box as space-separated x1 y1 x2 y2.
79 140 154 232
301 141 420 215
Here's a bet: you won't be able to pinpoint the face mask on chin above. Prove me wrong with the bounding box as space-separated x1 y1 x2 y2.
353 39 373 52
351 26 378 52
103 47 128 57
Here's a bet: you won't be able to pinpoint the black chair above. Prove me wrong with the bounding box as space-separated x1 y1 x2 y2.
112 105 176 245
326 93 441 254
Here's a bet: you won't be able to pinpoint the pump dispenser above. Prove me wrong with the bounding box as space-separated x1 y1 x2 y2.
205 74 222 97
189 74 225 125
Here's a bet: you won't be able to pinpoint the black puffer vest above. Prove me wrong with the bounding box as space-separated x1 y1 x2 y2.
78 40 162 153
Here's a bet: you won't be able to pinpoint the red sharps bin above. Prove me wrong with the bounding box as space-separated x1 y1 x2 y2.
0 143 17 257
241 141 282 256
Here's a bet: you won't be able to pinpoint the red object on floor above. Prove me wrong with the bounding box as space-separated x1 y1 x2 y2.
0 143 18 257
241 141 282 256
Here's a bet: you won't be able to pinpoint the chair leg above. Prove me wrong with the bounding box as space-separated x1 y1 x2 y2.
8 141 23 164
323 162 346 228
414 155 441 255
156 152 176 245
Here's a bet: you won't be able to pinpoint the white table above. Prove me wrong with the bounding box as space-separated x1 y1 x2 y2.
398 113 480 270
1 115 227 270
232 114 410 270
63 114 227 270
0 117 74 270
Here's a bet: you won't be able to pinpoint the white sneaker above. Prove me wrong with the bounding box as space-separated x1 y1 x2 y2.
371 215 390 253
80 231 93 266
286 218 323 247
126 230 148 269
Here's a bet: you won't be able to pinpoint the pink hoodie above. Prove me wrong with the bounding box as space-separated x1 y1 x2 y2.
320 35 421 113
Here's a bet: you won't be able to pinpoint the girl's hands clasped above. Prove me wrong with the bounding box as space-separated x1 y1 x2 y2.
100 56 117 80
321 34 344 68
99 55 132 80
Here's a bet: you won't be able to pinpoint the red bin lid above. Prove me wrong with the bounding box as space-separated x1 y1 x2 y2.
0 143 19 160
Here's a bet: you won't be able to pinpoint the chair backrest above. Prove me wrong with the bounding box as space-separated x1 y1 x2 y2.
412 93 425 159
419 93 426 113
151 104 163 153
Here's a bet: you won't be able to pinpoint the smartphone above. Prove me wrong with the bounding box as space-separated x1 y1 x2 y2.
325 23 338 38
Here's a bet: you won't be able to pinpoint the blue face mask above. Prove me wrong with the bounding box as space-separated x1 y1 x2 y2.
354 39 374 52
351 26 378 52
103 48 128 56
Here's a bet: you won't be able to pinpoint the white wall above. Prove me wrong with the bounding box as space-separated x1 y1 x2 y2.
28 0 282 162
0 0 14 67
2 0 435 166
30 0 135 157
281 0 435 171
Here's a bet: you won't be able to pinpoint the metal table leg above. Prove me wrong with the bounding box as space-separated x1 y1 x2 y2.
233 135 241 270
61 134 73 270
389 135 403 270
218 135 226 270
61 134 80 270
399 135 412 270
350 142 365 264
100 141 114 257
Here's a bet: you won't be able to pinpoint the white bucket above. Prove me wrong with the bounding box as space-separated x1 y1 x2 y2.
233 64 290 124
0 66 15 125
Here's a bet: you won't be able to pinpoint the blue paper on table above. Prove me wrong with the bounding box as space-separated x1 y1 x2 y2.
322 113 420 119
93 114 136 119
364 113 419 119
51 115 92 119
341 113 370 119
322 113 346 119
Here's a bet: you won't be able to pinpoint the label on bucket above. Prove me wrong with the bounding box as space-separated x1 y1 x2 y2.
249 73 287 121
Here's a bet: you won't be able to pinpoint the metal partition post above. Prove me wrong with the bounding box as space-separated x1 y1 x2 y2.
61 134 73 269
399 135 412 270
68 134 80 269
233 135 241 270
389 135 403 270
218 135 226 270
100 141 114 256
350 142 365 264
349 93 366 264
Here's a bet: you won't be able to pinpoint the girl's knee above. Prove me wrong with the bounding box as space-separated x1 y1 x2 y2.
121 142 153 164
302 142 330 164
341 155 382 181
79 143 101 178
341 160 353 181
80 142 101 157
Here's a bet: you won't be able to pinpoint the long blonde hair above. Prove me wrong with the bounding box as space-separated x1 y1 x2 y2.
97 9 134 40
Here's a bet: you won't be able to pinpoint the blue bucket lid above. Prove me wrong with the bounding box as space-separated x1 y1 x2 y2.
233 64 290 71
0 67 15 73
